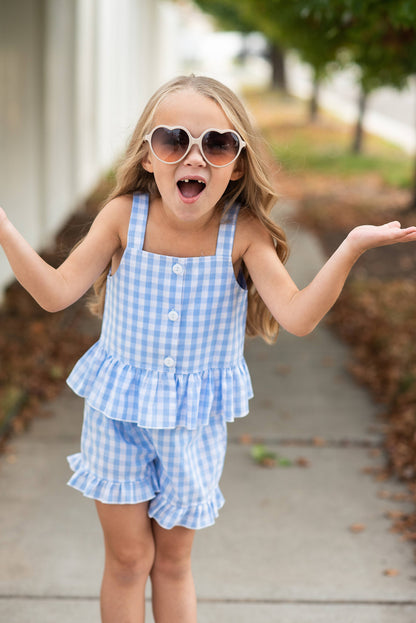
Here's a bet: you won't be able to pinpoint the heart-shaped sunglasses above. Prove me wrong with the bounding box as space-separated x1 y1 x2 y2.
144 125 246 168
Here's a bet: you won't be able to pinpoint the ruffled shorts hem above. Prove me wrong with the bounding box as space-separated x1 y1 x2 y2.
67 453 158 505
148 489 225 530
67 453 225 530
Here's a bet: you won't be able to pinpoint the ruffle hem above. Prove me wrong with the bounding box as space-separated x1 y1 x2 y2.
67 453 225 529
67 342 253 430
67 453 158 505
148 489 225 530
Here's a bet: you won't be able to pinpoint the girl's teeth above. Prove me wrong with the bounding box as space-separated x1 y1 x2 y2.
177 178 206 199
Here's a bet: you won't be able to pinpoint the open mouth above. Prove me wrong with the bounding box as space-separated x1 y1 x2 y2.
177 178 206 200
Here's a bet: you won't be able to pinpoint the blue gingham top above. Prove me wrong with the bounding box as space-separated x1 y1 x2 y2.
67 192 253 429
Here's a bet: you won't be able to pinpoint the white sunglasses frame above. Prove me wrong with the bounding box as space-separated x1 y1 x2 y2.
144 125 246 168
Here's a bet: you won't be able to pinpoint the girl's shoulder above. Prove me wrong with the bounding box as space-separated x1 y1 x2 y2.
103 193 134 216
234 208 271 260
97 193 134 225
98 193 134 250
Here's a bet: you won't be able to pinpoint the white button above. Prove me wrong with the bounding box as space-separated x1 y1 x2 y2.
164 357 175 368
168 310 179 321
172 263 184 276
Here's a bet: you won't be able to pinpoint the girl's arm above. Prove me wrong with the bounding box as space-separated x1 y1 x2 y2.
243 219 416 337
0 199 126 312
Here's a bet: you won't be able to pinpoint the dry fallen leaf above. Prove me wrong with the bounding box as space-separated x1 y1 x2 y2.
368 448 381 458
275 364 291 376
238 434 253 446
349 523 366 534
377 490 392 499
392 492 411 502
261 457 277 468
383 568 400 577
259 399 274 409
385 510 405 520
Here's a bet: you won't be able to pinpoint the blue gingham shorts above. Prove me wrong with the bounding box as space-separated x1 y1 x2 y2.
67 404 227 530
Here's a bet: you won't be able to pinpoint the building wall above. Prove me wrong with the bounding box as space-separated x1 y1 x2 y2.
0 0 180 292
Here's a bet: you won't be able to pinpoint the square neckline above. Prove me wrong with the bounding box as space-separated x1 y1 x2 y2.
137 194 228 260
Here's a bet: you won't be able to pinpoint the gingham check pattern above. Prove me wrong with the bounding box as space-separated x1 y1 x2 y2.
68 404 226 529
67 193 253 429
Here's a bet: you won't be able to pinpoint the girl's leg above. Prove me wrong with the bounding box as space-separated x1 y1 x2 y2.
150 521 197 623
95 501 155 623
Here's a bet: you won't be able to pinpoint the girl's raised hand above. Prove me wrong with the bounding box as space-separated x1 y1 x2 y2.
347 221 416 256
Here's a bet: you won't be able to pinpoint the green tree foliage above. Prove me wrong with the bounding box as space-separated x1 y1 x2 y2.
189 0 416 206
244 1 347 76
307 0 416 204
245 1 350 119
194 0 348 77
191 0 288 88
192 0 253 33
192 0 350 114
308 0 416 91
191 0 416 119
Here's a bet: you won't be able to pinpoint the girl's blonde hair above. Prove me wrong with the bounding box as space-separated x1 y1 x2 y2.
90 75 289 343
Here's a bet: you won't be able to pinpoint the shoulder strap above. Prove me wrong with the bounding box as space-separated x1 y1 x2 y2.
216 203 240 257
126 193 149 250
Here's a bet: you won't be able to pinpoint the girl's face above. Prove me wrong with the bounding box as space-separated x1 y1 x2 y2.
141 89 244 226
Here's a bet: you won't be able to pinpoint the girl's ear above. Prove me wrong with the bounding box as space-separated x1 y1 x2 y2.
141 153 154 173
230 158 244 181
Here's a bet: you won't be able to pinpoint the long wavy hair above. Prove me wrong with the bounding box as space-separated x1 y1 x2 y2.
89 75 289 343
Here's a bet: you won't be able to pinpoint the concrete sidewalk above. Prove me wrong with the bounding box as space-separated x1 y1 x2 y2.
1 215 415 622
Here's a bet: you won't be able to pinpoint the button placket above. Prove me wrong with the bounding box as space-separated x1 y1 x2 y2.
163 260 185 370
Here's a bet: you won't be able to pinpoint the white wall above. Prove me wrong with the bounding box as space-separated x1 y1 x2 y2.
0 0 180 292
0 0 45 288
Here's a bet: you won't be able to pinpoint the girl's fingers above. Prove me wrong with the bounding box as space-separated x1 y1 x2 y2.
382 222 416 234
348 222 416 253
384 222 416 236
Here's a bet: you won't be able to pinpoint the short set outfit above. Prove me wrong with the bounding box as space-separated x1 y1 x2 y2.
67 192 253 529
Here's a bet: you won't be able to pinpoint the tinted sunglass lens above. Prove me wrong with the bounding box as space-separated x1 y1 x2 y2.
202 131 239 166
151 127 189 162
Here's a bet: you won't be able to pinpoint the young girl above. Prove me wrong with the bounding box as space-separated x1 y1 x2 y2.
1 74 415 623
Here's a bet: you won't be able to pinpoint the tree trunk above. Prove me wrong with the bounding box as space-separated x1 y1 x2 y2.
410 150 416 211
309 76 319 122
352 88 368 154
403 97 416 211
268 43 286 91
409 103 416 211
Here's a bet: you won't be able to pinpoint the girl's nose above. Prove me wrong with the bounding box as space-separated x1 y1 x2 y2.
183 144 206 166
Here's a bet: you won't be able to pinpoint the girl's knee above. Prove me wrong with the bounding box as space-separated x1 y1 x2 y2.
96 501 155 583
152 549 192 582
151 524 194 581
106 539 155 584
